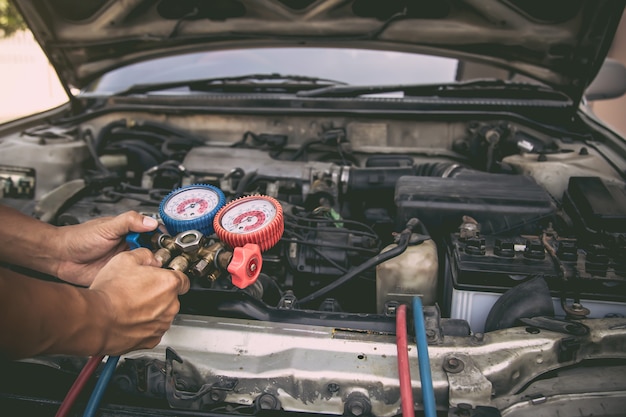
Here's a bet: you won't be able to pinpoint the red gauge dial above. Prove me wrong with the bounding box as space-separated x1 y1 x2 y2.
214 195 284 252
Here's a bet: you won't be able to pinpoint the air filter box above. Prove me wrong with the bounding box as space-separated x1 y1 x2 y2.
395 173 555 235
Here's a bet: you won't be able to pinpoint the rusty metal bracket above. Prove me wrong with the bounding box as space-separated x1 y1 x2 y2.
444 353 493 409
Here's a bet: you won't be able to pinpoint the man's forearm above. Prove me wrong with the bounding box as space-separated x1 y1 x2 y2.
0 205 61 276
0 268 108 359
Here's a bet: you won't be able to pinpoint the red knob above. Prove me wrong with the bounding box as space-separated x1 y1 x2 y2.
227 243 262 289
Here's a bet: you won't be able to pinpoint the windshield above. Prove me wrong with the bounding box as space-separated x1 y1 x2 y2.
87 47 459 94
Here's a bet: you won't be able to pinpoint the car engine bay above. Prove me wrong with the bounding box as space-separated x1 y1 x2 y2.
1 111 626 416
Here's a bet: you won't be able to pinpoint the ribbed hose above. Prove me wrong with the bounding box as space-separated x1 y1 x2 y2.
414 162 469 178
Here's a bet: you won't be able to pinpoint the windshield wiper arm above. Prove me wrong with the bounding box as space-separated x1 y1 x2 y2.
115 73 348 96
297 79 568 100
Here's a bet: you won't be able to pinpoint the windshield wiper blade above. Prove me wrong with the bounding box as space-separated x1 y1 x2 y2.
115 73 348 96
297 79 569 100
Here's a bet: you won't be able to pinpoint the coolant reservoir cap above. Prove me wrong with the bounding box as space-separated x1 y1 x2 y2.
159 184 226 235
214 195 284 252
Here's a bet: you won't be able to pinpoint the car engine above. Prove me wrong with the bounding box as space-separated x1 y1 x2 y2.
1 112 626 416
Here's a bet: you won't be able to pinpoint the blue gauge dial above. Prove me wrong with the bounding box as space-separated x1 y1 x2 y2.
159 184 226 235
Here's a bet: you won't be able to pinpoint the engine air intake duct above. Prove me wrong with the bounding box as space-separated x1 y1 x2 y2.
395 171 555 235
346 163 490 193
348 166 416 192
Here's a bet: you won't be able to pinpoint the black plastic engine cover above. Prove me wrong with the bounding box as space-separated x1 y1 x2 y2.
395 174 555 235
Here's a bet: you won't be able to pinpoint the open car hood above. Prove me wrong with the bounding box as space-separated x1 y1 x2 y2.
13 0 625 103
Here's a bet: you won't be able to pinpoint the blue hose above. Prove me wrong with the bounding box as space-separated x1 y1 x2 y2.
412 297 437 417
82 355 120 417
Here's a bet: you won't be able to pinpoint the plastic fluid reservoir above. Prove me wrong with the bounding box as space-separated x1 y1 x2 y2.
0 135 89 199
375 237 438 314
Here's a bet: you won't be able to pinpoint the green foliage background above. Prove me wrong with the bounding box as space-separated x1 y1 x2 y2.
0 0 26 37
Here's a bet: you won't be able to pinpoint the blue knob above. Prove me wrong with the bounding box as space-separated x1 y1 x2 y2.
126 230 157 250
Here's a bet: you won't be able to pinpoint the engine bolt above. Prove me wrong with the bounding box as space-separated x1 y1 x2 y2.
350 403 364 416
443 355 465 373
256 393 280 410
209 390 223 402
344 393 371 417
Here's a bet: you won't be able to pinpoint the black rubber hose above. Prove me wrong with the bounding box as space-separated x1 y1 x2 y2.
234 172 286 198
137 120 205 145
83 133 111 175
413 162 469 178
94 119 127 153
298 218 421 305
234 171 258 198
290 138 323 161
348 166 416 192
484 275 554 332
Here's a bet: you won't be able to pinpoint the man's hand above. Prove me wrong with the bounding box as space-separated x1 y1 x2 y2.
0 206 190 359
55 211 160 286
89 249 190 355
0 249 189 359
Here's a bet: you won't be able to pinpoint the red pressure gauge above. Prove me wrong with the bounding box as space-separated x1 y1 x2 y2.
213 195 284 252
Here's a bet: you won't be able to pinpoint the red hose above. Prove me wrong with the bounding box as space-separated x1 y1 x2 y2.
55 355 104 417
396 304 415 417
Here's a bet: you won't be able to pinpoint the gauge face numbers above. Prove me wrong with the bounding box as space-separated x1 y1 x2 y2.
162 187 221 221
214 195 284 251
220 199 277 235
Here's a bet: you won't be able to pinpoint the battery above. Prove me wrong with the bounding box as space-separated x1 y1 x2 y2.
444 232 626 332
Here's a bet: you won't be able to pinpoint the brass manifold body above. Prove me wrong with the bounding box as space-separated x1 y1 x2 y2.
151 230 233 281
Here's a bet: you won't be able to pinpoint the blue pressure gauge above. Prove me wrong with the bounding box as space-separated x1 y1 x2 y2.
159 184 226 235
